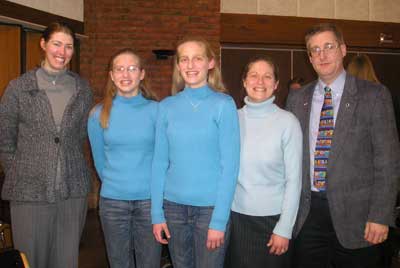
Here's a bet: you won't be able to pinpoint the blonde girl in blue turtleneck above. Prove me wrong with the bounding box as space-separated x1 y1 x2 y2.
151 37 240 268
88 48 161 268
225 56 302 268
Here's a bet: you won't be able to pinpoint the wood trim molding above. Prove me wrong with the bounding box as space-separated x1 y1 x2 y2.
221 13 400 49
0 1 84 34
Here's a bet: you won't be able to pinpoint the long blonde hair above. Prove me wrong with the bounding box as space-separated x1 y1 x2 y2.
347 54 380 83
99 48 158 128
171 36 226 95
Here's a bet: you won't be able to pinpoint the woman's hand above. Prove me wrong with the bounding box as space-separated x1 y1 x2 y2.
153 223 170 244
267 234 289 255
207 229 225 250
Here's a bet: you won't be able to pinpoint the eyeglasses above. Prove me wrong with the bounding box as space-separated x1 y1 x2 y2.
308 43 339 57
112 65 140 73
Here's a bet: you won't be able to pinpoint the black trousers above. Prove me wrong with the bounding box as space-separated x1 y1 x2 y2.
224 211 291 268
293 192 385 268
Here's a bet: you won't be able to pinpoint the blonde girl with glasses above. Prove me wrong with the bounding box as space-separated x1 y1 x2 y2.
88 48 161 268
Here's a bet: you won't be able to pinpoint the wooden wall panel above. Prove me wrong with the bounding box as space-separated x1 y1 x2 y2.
25 31 43 71
221 13 400 49
70 42 80 74
0 24 20 223
292 50 316 84
0 25 20 98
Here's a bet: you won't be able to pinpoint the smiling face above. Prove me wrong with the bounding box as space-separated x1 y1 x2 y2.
110 53 145 98
307 31 346 85
176 41 215 89
243 60 279 103
40 31 74 72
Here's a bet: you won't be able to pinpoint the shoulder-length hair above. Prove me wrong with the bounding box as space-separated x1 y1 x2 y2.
347 54 380 83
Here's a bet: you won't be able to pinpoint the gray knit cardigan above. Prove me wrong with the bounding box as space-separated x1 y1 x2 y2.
0 69 93 203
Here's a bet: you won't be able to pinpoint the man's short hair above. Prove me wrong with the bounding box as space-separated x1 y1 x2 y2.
305 23 345 49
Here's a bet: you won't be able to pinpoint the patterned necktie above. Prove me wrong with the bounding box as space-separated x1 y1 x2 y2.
313 86 334 191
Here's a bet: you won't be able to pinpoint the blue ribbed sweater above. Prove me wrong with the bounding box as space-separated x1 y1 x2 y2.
88 93 158 200
151 85 240 231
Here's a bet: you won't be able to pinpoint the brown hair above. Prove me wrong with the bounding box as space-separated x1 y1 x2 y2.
99 48 158 128
241 56 280 82
288 76 305 89
347 54 380 83
171 36 226 95
42 21 76 46
305 23 345 49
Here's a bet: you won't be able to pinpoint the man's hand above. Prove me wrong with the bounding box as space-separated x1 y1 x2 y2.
364 222 388 244
206 229 225 250
267 234 289 255
153 223 171 244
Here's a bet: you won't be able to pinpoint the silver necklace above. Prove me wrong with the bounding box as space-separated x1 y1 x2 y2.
41 61 60 86
51 73 61 86
184 94 202 111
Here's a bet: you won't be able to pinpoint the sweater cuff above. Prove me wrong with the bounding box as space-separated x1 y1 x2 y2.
151 211 166 225
209 218 228 232
272 221 293 239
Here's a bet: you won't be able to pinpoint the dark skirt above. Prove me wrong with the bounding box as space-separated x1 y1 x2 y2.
224 211 291 268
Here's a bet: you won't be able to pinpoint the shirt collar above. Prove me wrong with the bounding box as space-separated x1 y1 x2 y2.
316 70 346 96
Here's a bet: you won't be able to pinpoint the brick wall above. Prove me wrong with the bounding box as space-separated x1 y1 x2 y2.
80 0 221 101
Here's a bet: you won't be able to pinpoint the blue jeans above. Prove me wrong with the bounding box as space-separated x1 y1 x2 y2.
164 200 230 268
99 197 161 268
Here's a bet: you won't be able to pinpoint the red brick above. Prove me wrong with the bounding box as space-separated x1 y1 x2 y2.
81 0 220 100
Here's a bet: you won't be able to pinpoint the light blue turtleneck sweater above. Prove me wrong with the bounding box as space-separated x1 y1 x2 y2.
151 84 240 232
88 93 158 200
232 96 302 239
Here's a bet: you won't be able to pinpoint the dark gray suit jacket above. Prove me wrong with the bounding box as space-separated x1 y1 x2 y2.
286 73 400 249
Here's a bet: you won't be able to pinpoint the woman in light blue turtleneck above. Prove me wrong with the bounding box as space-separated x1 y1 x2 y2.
88 48 161 268
225 56 302 268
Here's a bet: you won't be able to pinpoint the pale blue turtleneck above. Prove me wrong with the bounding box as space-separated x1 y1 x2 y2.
232 95 302 239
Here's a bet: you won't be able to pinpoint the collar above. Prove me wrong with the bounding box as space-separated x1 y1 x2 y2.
114 92 147 105
316 70 346 97
36 67 69 85
243 95 277 117
182 84 213 99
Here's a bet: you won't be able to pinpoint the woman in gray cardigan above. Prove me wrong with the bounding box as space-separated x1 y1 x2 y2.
0 22 93 268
